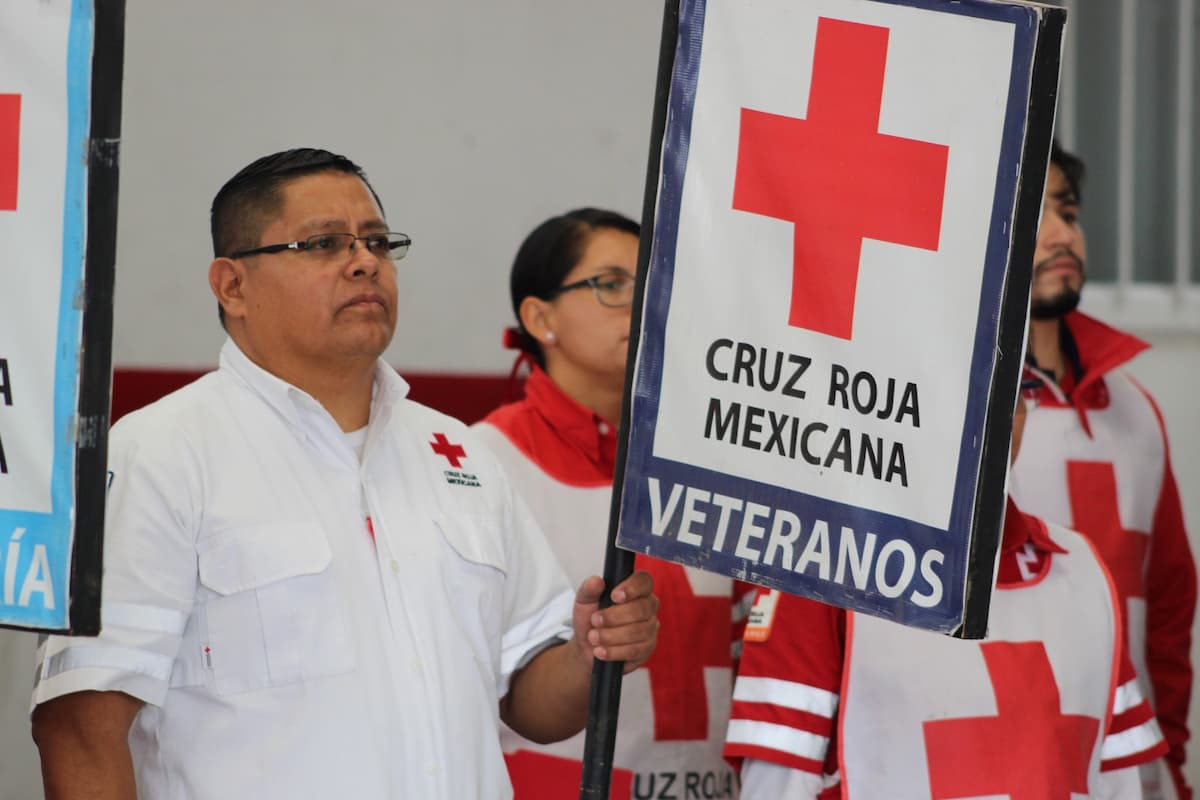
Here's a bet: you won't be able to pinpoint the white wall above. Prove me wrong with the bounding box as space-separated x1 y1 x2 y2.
2 1 664 794
110 0 662 373
2 1 1199 796
0 630 38 798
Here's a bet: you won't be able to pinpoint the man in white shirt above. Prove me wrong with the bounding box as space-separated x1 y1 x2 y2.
29 148 659 800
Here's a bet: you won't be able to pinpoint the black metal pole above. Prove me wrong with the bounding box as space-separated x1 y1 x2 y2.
69 0 125 635
957 5 1065 639
578 0 681 796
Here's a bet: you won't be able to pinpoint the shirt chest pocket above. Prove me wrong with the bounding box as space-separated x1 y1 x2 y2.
431 513 509 663
198 522 356 696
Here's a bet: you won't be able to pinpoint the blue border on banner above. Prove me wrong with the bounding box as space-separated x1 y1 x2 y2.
617 0 1039 633
0 1 94 629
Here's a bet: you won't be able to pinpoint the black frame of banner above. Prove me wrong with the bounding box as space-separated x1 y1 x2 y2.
67 0 125 636
0 0 124 635
578 0 681 796
580 0 1068 792
958 6 1066 639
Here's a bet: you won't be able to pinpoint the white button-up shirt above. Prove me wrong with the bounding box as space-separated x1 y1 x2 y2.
33 340 575 799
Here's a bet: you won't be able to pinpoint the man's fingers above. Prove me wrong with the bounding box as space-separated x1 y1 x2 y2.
576 570 654 607
572 571 660 673
591 636 659 666
596 643 655 664
587 619 660 649
609 570 654 604
589 596 657 629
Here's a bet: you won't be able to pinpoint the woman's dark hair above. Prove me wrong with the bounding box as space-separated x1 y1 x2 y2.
509 208 640 367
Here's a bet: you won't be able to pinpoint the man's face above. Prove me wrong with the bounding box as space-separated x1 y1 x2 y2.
234 171 398 372
1030 163 1087 319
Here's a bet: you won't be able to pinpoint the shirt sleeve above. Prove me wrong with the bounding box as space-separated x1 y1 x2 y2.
495 475 574 699
1145 458 1195 785
1101 633 1169 771
1127 379 1194 798
32 412 201 710
724 589 844 777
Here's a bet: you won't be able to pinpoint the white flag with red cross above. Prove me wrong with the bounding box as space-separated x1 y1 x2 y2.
614 0 1065 636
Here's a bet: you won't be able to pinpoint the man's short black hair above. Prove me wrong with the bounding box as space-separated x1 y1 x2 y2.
1049 139 1085 205
210 149 384 327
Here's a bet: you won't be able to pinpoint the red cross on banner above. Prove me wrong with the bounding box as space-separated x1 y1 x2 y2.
922 641 1099 799
0 94 20 211
1067 460 1148 605
733 17 949 340
429 432 467 468
637 557 731 740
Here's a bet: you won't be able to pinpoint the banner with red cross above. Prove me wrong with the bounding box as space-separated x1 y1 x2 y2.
614 0 1065 636
0 0 123 633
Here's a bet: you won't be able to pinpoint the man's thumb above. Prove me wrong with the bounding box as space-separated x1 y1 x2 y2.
574 575 605 606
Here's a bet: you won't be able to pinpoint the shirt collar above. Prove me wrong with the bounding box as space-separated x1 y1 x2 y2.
522 367 617 468
1060 310 1148 390
1024 311 1148 436
1027 311 1147 398
218 338 410 438
1001 496 1066 556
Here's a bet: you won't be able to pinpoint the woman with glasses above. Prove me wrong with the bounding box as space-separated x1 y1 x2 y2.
474 208 745 798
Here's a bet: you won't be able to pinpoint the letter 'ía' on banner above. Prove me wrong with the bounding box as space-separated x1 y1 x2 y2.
0 1 122 633
614 0 1065 637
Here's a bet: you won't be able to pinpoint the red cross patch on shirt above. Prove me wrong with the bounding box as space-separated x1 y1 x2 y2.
430 433 466 467
430 433 481 488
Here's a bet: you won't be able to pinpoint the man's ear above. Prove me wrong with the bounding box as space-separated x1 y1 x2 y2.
209 257 248 323
518 295 556 346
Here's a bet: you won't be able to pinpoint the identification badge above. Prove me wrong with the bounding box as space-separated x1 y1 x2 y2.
744 589 780 643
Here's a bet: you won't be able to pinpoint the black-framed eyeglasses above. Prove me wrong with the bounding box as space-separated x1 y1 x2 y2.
230 232 412 262
548 271 635 308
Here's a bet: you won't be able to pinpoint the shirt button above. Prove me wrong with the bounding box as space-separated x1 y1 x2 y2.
598 422 610 435
427 765 439 777
389 559 400 573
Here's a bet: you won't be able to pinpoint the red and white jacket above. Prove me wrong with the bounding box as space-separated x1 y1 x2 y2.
1012 311 1196 799
475 367 753 800
725 500 1167 799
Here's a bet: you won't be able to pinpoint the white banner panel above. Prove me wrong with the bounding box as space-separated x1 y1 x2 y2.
0 0 94 629
655 1 1016 531
616 0 1064 635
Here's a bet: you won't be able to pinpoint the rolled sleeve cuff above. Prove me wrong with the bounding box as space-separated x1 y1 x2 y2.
498 587 575 698
31 602 187 712
31 660 169 713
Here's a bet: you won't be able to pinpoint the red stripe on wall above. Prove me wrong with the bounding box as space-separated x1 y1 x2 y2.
112 367 518 425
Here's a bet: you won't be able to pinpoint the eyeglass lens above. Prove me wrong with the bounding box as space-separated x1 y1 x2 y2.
303 233 410 261
595 275 635 307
